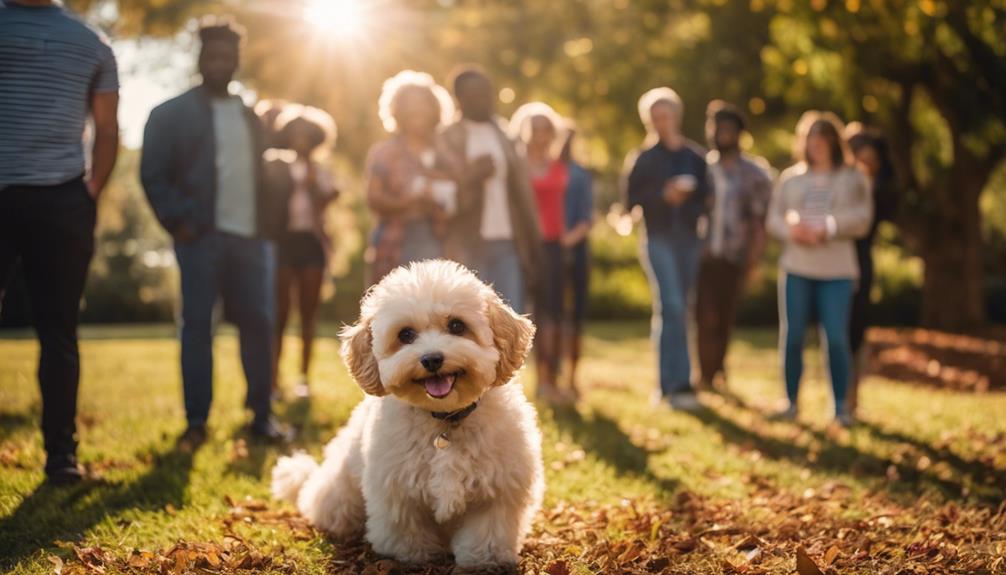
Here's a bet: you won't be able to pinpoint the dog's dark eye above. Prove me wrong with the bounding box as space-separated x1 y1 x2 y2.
447 318 466 336
398 327 417 344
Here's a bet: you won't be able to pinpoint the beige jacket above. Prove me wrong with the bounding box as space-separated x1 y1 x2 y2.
767 164 873 279
440 119 544 291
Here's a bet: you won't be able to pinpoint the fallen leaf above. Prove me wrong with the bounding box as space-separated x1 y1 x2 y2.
796 546 825 575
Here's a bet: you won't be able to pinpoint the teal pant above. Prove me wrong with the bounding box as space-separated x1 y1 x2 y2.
780 272 854 415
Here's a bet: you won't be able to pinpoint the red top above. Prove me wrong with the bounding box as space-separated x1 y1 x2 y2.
532 160 569 241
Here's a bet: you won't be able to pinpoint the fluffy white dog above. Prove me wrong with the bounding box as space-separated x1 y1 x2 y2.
271 260 544 569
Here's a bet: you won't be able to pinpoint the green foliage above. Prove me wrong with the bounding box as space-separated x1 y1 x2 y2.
55 0 1006 326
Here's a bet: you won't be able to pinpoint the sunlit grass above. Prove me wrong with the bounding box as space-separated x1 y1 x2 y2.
1 323 1004 573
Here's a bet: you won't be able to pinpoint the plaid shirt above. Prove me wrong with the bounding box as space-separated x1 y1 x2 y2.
706 153 773 265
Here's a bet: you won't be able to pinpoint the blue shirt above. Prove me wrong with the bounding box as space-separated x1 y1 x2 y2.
0 1 118 187
564 161 593 243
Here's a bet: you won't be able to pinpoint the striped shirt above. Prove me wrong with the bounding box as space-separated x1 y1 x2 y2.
0 1 118 187
800 173 833 232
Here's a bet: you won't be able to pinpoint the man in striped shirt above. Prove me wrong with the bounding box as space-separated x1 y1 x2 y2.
0 0 119 485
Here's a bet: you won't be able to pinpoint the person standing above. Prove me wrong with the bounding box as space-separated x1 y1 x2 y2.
696 101 773 391
365 70 458 284
844 124 898 415
560 129 594 399
510 102 569 403
0 0 119 484
625 87 710 411
140 19 288 450
266 105 339 400
441 67 543 313
766 112 872 427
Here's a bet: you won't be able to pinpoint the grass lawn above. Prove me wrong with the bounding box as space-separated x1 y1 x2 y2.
1 323 1004 574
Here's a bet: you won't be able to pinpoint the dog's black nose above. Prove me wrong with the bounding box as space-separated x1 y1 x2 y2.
420 352 444 373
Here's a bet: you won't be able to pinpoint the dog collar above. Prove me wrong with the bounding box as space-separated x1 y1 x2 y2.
430 400 479 424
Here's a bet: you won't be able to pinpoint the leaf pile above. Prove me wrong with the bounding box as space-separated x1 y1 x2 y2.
56 489 1006 574
869 327 1005 392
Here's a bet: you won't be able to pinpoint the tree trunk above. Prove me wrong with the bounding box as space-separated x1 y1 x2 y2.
918 158 987 331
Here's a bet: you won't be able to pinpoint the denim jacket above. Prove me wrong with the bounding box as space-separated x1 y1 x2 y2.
140 86 278 240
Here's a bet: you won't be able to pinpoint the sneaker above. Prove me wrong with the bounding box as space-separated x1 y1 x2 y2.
835 410 855 428
45 453 84 486
769 405 799 422
668 392 703 412
250 417 294 444
175 425 208 453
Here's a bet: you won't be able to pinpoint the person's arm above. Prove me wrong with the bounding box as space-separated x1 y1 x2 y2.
625 151 658 210
364 148 426 215
87 91 118 199
562 168 594 247
827 170 874 240
310 164 339 207
765 173 791 242
87 38 120 199
745 169 774 273
139 106 195 238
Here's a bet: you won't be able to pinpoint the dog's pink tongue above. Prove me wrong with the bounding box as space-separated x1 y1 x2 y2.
424 375 454 398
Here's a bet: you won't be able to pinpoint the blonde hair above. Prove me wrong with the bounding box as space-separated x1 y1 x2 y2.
508 101 567 143
377 70 455 133
637 87 683 130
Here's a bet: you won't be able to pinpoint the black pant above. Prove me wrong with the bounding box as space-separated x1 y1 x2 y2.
0 177 96 459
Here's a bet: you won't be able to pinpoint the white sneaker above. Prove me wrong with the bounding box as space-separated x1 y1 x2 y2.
669 392 703 412
293 377 310 399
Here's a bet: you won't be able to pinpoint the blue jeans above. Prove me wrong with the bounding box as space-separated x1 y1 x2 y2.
642 233 701 396
779 272 854 415
174 232 275 427
470 239 524 313
399 219 443 264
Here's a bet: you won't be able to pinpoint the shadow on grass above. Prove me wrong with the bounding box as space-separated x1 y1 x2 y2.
856 419 1006 497
692 400 1005 506
0 410 37 436
551 405 679 495
224 397 347 479
0 446 194 569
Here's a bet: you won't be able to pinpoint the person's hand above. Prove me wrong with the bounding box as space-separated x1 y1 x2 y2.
172 223 198 244
560 231 579 248
85 179 100 200
470 155 495 182
662 180 688 206
789 223 823 245
305 163 318 190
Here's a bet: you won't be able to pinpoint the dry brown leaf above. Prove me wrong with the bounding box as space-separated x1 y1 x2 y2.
543 559 571 575
796 546 825 575
47 555 63 575
823 545 840 565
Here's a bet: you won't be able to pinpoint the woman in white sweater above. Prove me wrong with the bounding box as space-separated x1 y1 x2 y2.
767 111 873 427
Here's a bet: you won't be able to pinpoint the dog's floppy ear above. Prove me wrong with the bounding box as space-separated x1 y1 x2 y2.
487 293 536 386
340 319 386 396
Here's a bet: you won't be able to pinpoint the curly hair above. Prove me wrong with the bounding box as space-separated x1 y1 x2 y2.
273 103 337 157
197 16 245 49
377 70 455 133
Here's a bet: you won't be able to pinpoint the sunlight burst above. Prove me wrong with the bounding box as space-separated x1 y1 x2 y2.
303 0 368 38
